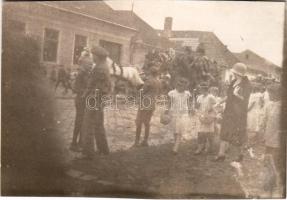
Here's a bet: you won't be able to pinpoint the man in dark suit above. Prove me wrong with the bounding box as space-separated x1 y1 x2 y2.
81 46 111 159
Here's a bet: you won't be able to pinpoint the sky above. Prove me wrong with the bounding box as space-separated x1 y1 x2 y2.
106 0 285 66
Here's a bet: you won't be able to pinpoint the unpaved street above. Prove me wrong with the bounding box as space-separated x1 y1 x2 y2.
53 91 268 198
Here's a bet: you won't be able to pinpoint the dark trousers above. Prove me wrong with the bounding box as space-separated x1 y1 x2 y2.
71 96 85 145
81 108 109 156
135 109 154 144
198 132 213 144
197 132 214 153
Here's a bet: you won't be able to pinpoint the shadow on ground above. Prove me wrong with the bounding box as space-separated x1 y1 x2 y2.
66 141 245 198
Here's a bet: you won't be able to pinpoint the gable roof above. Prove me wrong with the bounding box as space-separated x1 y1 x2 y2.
158 30 239 67
115 10 171 48
233 49 281 75
115 11 159 43
40 1 136 30
42 1 169 48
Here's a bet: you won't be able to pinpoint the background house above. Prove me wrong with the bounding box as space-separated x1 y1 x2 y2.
6 1 278 85
233 49 282 81
114 11 172 67
157 17 240 83
158 17 239 67
3 1 172 72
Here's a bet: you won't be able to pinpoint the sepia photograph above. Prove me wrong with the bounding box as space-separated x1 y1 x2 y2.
1 0 286 198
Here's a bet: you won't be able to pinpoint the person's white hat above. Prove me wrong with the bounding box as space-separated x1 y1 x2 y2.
231 63 247 77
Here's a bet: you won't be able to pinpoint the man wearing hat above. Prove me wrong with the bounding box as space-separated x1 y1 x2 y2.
69 48 93 152
80 45 111 159
214 63 252 171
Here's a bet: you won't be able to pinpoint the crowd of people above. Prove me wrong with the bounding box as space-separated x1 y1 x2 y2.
50 44 283 197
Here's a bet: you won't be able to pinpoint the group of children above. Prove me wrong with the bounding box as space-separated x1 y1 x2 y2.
134 67 224 155
134 66 283 196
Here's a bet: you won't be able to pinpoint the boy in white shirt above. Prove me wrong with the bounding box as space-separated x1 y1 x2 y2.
166 77 192 154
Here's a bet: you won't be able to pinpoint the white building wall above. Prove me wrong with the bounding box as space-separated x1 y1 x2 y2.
3 2 136 69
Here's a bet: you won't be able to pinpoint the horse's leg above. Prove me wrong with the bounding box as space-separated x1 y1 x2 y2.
110 77 115 95
125 82 129 96
110 77 118 131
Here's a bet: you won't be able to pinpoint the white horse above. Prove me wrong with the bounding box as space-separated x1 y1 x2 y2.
105 57 144 94
103 57 144 131
77 50 144 131
78 49 144 94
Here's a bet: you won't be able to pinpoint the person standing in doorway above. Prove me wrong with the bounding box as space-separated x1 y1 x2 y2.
54 65 67 94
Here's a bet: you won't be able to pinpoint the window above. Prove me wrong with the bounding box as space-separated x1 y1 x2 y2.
43 28 59 62
73 34 87 64
99 40 122 64
8 20 26 34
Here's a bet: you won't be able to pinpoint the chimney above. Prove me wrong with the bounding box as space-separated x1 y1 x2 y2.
163 17 172 38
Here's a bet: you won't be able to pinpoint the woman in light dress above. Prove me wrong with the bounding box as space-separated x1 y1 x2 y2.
247 83 264 139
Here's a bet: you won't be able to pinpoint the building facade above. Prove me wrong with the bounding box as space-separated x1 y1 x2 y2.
3 2 137 71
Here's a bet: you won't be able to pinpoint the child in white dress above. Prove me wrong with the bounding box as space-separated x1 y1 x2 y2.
209 87 223 146
166 78 192 154
247 84 264 138
194 83 217 154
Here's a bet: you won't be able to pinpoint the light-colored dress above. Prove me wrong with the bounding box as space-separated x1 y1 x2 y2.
258 91 270 134
168 89 191 152
262 101 281 148
263 91 270 104
247 92 264 133
197 94 217 133
168 90 191 134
